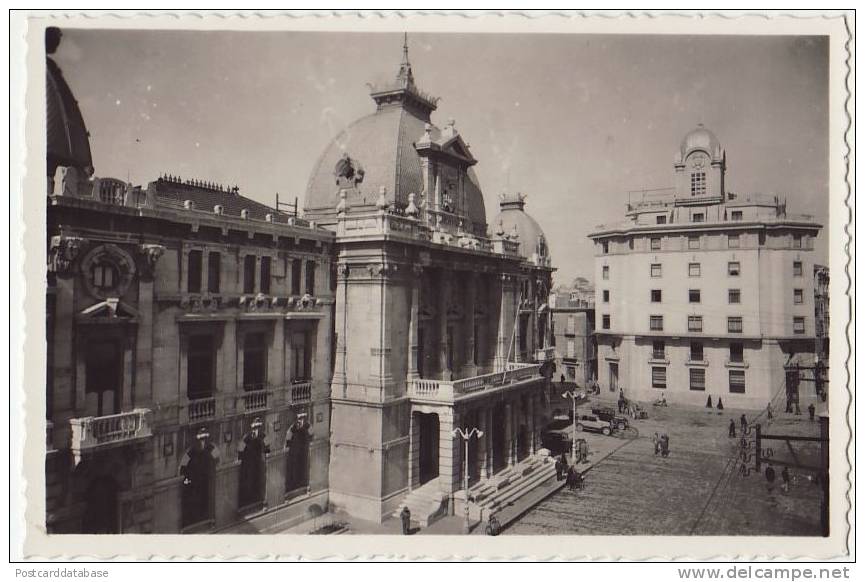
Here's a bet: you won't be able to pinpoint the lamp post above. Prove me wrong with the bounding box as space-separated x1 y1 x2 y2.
562 389 581 462
452 426 484 534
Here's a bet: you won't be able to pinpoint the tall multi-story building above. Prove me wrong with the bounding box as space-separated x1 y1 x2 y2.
589 125 822 409
304 41 555 524
549 291 596 388
45 30 335 533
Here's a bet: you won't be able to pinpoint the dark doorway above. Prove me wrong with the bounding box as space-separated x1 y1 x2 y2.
85 340 122 416
181 445 215 529
492 403 508 473
609 362 619 393
517 423 530 461
417 413 440 485
82 475 119 533
238 434 266 510
285 423 310 494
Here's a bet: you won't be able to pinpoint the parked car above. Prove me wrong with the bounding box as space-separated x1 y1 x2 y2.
591 407 630 431
575 414 613 436
540 415 574 452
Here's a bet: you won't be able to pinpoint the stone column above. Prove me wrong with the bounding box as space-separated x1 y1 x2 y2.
478 405 488 479
505 401 514 468
407 266 422 381
438 270 452 381
495 274 515 372
269 320 285 405
220 319 237 398
466 272 477 376
136 244 164 408
528 393 536 456
438 408 458 494
408 411 420 491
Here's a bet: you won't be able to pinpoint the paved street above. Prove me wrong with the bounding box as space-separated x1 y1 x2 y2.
506 397 824 536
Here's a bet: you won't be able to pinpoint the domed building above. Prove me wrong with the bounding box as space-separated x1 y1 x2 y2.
492 192 552 268
313 38 557 525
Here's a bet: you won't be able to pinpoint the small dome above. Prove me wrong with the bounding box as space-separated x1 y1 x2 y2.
679 123 721 158
47 57 92 176
492 193 550 264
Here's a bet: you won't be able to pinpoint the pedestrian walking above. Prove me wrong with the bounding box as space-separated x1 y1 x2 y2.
740 413 748 432
560 373 565 384
808 402 816 421
794 401 801 416
767 402 774 422
400 506 411 535
728 419 736 438
781 467 791 493
660 434 670 458
765 465 777 491
555 457 563 481
560 452 569 476
485 515 501 536
652 432 660 455
567 465 577 491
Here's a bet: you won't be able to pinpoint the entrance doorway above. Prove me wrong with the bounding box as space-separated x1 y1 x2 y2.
609 362 619 393
181 446 215 529
491 403 507 473
238 434 266 510
417 413 440 485
82 475 119 533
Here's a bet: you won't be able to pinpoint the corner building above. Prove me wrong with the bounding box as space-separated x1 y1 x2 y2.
305 45 555 523
589 125 822 409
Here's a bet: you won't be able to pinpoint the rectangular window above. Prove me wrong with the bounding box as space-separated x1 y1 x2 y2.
692 212 705 223
602 241 609 254
690 368 706 391
566 339 576 358
187 250 203 293
305 260 316 295
652 340 665 360
650 238 661 251
690 172 706 196
793 289 804 304
688 236 700 250
728 289 741 304
243 332 267 390
187 335 215 399
729 342 744 363
602 265 610 280
649 315 664 331
650 263 662 278
728 261 741 276
651 366 667 389
688 316 703 332
291 331 312 381
602 290 610 303
727 316 743 334
207 252 221 293
689 263 701 277
650 289 662 303
243 255 256 294
260 256 272 295
731 210 743 221
656 215 667 225
690 341 704 362
793 261 803 277
793 317 806 335
729 370 746 394
566 315 576 335
602 315 610 330
728 234 740 249
793 235 803 249
689 289 701 303
291 259 302 295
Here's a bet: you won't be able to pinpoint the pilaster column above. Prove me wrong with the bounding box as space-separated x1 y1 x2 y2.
438 270 452 381
438 408 458 494
528 393 536 456
407 266 422 380
486 407 494 478
505 401 514 468
478 405 488 479
466 272 477 376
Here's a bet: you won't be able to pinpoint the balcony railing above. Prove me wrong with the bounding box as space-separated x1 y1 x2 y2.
242 386 269 412
187 396 217 422
534 346 556 363
69 409 153 461
290 381 312 404
410 363 543 402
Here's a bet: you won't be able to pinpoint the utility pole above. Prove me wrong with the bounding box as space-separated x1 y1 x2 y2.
562 389 582 462
452 426 484 534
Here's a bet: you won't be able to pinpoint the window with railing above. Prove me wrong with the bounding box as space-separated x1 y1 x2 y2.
651 366 667 389
728 289 741 304
729 370 746 393
305 260 316 295
652 340 665 360
243 332 267 390
291 259 302 295
729 342 744 363
690 341 704 362
260 256 272 295
690 368 706 391
656 215 667 224
207 252 221 293
291 330 312 382
188 250 202 293
727 317 743 334
243 255 256 294
649 315 664 332
688 316 703 333
187 335 215 400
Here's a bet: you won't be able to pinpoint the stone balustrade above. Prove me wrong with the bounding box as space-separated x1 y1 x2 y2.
409 363 543 402
186 396 217 422
241 387 270 412
69 408 153 462
290 381 312 404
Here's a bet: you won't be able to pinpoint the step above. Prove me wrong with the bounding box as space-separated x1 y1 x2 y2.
476 463 557 520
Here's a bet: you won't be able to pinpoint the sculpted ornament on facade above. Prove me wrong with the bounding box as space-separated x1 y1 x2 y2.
49 235 88 276
137 243 165 280
79 243 136 300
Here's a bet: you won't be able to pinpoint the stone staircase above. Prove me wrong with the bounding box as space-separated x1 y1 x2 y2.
454 452 557 522
392 478 449 528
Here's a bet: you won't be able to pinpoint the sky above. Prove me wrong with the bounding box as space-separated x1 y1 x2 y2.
53 30 829 287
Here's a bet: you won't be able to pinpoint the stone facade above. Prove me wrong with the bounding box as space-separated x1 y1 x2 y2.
588 125 823 409
549 293 596 388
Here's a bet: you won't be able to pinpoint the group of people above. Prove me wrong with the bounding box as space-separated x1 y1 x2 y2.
764 464 793 493
652 432 670 457
554 453 585 491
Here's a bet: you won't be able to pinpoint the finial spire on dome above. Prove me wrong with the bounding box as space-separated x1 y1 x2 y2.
397 32 415 88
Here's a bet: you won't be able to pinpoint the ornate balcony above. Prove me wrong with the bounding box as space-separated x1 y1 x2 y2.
69 409 153 464
290 381 312 404
409 363 543 403
241 385 270 412
185 396 217 422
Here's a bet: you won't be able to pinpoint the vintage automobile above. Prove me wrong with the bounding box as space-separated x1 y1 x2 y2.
575 414 613 436
591 407 630 431
540 415 574 452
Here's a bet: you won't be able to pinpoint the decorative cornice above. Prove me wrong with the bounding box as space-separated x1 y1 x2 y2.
49 235 88 276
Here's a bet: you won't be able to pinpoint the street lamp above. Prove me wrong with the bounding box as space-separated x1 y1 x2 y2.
452 426 484 534
562 389 582 462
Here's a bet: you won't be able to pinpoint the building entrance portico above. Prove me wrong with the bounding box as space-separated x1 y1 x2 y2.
416 412 440 485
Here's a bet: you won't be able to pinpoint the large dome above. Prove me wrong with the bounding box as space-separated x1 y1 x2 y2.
304 41 487 230
679 123 721 158
47 56 92 176
492 193 550 265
